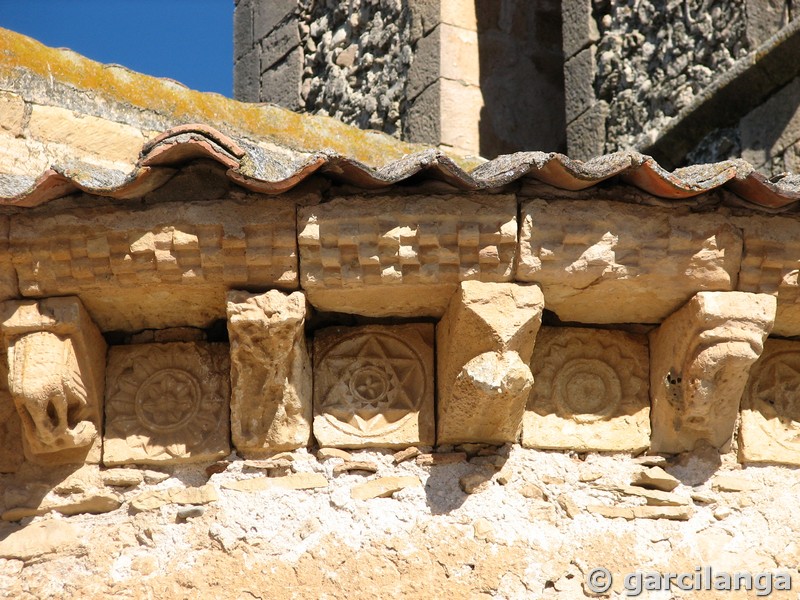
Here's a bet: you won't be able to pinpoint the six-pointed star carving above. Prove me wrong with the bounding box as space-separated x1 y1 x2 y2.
321 334 423 434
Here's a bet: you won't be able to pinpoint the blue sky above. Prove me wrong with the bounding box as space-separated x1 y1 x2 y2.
0 0 234 97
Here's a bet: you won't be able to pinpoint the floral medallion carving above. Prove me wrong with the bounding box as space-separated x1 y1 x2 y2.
522 327 650 452
313 324 434 448
741 339 800 465
103 342 230 465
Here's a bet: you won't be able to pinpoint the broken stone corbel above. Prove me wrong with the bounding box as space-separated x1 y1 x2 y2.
436 281 544 444
649 291 776 454
226 289 312 454
0 297 106 465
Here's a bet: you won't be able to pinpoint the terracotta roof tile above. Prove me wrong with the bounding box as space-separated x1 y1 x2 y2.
1 28 800 211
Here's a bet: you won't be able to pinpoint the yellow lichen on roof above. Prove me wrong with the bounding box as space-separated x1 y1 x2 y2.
0 27 483 171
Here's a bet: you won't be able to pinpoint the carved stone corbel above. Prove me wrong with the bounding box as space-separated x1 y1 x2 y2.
437 281 544 444
226 289 312 454
0 297 106 465
649 291 776 454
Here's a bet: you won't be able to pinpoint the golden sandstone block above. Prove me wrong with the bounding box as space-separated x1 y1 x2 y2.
10 197 298 331
0 297 106 466
437 281 544 445
312 324 435 448
103 342 230 465
740 338 800 465
649 292 775 454
298 194 517 318
522 326 651 452
227 290 312 455
517 199 742 324
735 214 800 337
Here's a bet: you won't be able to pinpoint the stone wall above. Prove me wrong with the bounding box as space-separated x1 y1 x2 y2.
476 0 566 157
563 0 800 171
5 172 800 596
234 0 566 157
4 446 800 599
595 0 748 154
689 75 800 173
300 0 414 136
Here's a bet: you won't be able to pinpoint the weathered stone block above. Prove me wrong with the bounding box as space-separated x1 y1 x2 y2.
413 0 477 36
518 199 743 324
565 100 608 160
298 194 516 317
740 338 800 465
10 196 298 331
312 324 435 448
234 0 254 60
234 49 260 103
439 78 483 155
438 25 481 89
407 28 439 101
741 77 800 169
27 105 145 165
414 0 477 34
405 80 440 145
103 342 230 466
735 212 800 337
522 327 650 452
649 292 775 454
259 47 303 110
351 476 421 500
254 0 296 42
745 0 791 47
227 289 311 455
130 484 219 512
0 297 106 465
564 46 596 123
562 0 599 58
0 134 49 179
259 19 301 72
437 281 544 445
0 520 80 560
406 76 484 154
440 0 477 31
0 91 25 137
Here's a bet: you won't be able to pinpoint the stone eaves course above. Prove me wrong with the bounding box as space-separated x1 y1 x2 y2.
1 28 800 468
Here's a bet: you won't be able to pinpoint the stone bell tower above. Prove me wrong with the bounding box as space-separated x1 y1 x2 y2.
233 0 567 158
